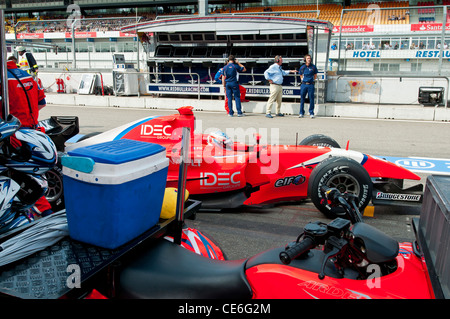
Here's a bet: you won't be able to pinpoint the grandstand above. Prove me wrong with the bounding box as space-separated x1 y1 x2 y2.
2 1 448 33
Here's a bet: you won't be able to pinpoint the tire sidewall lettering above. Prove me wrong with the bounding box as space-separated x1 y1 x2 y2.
317 165 369 210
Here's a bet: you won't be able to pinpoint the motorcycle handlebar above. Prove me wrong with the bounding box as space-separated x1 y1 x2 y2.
321 186 362 223
279 237 315 265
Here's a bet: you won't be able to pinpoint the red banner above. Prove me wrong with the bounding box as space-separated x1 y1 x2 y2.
17 33 44 39
410 23 450 32
331 25 374 33
119 31 136 37
65 32 97 38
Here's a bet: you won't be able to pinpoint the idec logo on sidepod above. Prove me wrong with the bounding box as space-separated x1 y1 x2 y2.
200 172 241 188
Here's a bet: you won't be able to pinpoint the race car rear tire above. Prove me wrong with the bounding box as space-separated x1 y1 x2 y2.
308 156 372 219
299 134 341 148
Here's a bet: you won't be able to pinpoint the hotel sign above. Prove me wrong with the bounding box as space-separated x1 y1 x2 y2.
348 50 450 59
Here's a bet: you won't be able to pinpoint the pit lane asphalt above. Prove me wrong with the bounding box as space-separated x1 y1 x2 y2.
39 105 449 260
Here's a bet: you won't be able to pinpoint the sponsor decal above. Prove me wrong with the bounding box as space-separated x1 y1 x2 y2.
298 280 371 299
148 85 221 94
395 159 435 169
200 172 241 187
246 87 299 96
410 23 450 32
65 32 97 38
275 175 306 187
331 25 374 33
140 124 171 139
119 31 136 37
17 33 44 39
375 192 421 202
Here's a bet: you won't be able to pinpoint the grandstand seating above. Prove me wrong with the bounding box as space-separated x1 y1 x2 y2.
217 2 411 26
3 1 449 34
417 1 436 22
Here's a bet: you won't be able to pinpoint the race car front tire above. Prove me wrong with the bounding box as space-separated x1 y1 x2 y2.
299 134 341 148
307 156 372 219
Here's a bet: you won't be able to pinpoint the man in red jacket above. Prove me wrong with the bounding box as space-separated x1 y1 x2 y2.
4 56 53 218
5 57 46 127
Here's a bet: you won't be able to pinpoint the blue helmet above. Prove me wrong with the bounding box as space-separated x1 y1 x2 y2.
0 115 21 141
6 129 58 174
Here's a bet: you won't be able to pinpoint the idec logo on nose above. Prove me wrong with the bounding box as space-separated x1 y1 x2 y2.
140 124 172 138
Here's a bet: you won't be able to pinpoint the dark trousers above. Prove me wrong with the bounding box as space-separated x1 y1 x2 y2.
225 81 242 115
299 83 315 115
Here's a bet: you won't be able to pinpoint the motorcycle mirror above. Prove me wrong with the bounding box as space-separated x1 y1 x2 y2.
173 126 190 245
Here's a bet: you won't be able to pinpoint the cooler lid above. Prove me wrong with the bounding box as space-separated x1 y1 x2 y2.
68 139 166 164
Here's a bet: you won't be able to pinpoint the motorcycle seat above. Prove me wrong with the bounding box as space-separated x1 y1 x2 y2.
116 239 253 299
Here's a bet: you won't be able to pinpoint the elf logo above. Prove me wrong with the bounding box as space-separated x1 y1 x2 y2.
275 175 306 187
140 124 171 137
200 172 241 186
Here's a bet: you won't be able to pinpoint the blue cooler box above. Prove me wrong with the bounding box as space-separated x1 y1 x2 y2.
62 139 169 249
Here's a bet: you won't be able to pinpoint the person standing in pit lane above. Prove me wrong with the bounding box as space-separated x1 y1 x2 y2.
4 56 53 218
15 46 39 80
221 55 246 117
263 55 298 118
215 66 248 114
299 54 318 119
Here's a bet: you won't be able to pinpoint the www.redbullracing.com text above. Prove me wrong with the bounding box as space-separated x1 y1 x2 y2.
177 303 271 316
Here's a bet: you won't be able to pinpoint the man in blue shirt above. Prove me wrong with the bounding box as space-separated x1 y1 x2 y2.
299 54 318 118
222 55 246 117
215 67 248 114
263 55 298 118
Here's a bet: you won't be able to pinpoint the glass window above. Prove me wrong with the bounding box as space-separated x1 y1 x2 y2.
427 38 436 50
204 33 215 41
380 38 391 50
371 39 380 50
411 37 419 49
181 34 191 41
158 34 169 42
169 34 180 41
444 37 450 49
391 38 401 50
399 37 409 50
411 63 422 72
268 34 280 40
95 42 114 53
345 38 355 50
389 64 400 72
192 34 203 41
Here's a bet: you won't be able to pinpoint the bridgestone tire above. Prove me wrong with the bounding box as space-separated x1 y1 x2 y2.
299 134 341 148
307 157 372 219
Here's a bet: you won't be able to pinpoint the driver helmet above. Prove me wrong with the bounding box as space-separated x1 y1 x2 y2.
207 130 232 150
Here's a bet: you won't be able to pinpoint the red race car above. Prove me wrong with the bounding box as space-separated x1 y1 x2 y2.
67 106 423 218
